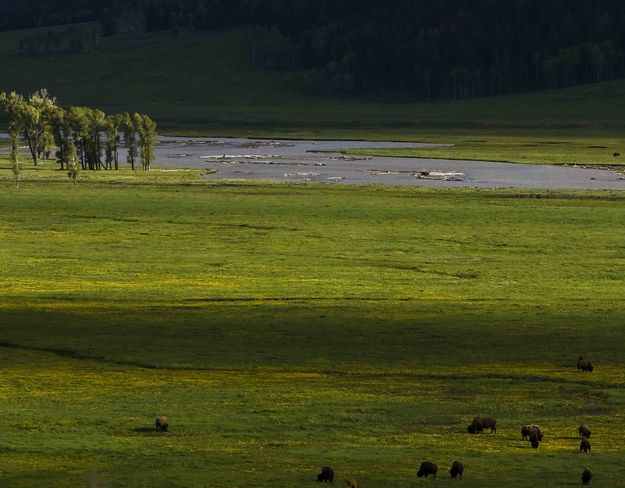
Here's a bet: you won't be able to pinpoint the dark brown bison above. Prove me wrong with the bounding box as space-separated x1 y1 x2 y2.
524 425 543 442
577 356 594 372
317 466 334 483
582 467 592 485
580 438 591 453
521 425 533 440
449 460 464 479
529 430 541 449
468 416 496 434
345 480 358 488
579 424 591 439
613 152 620 157
417 461 438 478
155 415 168 432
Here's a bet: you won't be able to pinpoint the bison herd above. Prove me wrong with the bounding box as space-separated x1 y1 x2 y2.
154 357 597 485
311 356 596 485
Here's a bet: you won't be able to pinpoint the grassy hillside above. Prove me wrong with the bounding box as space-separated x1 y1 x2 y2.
2 26 625 138
2 163 625 486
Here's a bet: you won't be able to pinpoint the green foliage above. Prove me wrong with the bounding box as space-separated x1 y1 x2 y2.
0 91 24 187
1 175 625 485
136 113 157 170
122 112 137 170
2 88 156 173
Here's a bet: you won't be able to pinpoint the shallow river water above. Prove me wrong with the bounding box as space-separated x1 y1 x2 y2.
153 136 625 190
3 134 624 189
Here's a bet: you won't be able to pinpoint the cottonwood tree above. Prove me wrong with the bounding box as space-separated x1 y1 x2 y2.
136 113 157 170
104 114 122 170
67 106 90 170
87 108 107 170
50 106 72 170
0 91 25 188
122 112 138 170
20 88 56 166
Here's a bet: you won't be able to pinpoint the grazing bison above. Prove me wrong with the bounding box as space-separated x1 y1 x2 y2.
317 466 334 483
449 460 464 479
521 425 541 440
580 438 591 453
613 152 620 157
582 467 592 485
417 461 438 478
579 424 591 439
531 425 544 441
529 430 541 449
345 480 358 488
577 356 594 372
468 416 496 434
521 425 533 440
155 415 168 432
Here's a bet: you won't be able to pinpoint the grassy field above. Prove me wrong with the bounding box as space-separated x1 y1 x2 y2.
2 161 625 486
345 134 625 167
2 22 625 488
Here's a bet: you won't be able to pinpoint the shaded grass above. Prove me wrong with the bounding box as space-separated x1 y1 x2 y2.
2 348 624 487
1 170 625 485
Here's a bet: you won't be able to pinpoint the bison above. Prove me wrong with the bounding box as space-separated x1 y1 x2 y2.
449 460 464 479
580 438 591 453
468 416 496 434
521 425 533 440
577 356 594 372
529 430 541 449
529 431 540 448
582 467 592 485
317 466 334 483
521 425 541 440
345 480 358 488
417 461 438 478
579 424 591 439
155 415 168 432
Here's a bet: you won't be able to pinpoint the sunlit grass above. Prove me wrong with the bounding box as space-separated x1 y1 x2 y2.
1 171 625 486
345 134 625 166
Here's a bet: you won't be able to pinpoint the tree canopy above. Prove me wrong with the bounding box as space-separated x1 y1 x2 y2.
0 89 157 180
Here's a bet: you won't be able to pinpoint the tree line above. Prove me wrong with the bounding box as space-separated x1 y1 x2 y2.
6 0 625 100
0 89 157 188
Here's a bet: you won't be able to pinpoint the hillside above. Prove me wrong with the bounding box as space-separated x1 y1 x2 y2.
2 27 625 138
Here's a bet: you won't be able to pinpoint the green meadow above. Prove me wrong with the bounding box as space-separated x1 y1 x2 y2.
345 134 625 167
1 163 625 486
3 20 625 488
